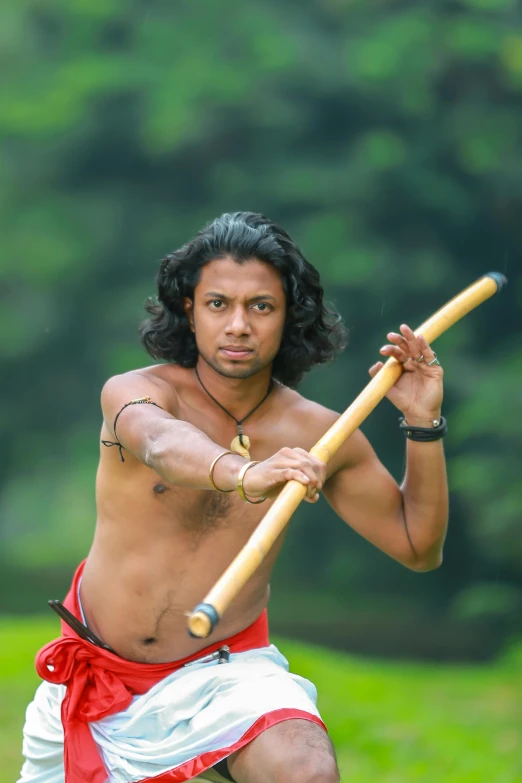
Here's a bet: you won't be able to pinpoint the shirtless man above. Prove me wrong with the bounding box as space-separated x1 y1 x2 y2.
19 212 447 783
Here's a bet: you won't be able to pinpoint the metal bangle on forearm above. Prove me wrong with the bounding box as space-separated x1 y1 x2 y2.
237 461 267 504
208 450 236 492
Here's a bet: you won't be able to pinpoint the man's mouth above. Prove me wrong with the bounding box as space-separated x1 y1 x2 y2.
219 346 254 360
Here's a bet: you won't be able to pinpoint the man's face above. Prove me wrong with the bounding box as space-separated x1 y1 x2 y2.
184 257 286 379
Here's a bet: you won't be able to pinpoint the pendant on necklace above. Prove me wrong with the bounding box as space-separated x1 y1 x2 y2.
230 434 251 460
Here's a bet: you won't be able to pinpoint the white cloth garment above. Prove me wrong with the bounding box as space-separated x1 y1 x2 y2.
18 644 323 783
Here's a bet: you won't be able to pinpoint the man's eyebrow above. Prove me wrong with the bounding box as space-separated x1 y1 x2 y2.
249 294 277 302
203 292 277 302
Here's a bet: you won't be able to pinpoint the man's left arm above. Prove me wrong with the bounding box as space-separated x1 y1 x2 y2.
322 324 448 572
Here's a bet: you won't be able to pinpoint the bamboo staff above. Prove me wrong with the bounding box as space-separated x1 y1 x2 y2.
187 272 507 639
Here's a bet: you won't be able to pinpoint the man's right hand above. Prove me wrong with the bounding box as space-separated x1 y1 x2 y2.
241 447 326 503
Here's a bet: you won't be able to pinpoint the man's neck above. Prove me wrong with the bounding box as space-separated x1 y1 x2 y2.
194 358 273 420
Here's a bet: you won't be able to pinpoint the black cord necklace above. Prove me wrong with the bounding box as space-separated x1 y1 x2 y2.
194 365 273 459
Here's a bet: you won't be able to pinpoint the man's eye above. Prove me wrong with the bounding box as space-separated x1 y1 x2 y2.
254 303 271 312
210 300 224 309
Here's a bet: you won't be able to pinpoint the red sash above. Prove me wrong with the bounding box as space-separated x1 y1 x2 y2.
36 561 269 783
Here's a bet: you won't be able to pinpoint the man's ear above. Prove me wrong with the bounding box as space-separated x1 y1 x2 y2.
183 297 195 332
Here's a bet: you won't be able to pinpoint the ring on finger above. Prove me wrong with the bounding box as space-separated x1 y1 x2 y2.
427 352 441 367
415 354 425 363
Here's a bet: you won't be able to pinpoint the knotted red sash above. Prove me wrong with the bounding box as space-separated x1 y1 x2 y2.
36 561 269 783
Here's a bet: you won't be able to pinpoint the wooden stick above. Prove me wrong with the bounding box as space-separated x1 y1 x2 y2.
187 272 507 639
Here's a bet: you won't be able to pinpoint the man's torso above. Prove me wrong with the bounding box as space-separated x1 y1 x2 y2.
81 363 344 663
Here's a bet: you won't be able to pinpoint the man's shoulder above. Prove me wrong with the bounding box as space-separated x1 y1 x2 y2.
279 385 369 471
104 362 189 386
101 363 189 412
278 385 340 436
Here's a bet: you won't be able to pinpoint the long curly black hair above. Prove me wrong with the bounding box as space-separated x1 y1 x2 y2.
141 212 348 388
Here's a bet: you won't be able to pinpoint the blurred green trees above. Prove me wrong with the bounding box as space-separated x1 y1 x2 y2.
1 0 520 656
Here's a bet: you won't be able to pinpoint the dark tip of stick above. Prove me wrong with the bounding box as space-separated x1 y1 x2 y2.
485 272 508 292
187 603 220 638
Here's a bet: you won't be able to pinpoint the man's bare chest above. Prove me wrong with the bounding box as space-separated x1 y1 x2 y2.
97 463 272 548
176 397 319 463
148 478 249 533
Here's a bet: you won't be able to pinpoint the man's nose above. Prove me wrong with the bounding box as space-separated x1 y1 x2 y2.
225 306 251 336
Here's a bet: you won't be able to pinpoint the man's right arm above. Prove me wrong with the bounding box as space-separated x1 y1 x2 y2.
101 373 326 499
101 373 246 491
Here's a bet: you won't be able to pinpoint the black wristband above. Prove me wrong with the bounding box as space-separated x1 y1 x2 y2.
399 415 447 442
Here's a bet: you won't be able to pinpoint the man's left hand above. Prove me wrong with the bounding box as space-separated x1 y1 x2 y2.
368 324 444 425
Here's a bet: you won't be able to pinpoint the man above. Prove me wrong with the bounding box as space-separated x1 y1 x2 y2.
19 212 447 783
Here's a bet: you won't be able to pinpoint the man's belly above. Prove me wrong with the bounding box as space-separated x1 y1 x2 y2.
80 529 275 663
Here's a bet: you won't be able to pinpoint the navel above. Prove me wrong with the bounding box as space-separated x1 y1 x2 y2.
142 637 157 645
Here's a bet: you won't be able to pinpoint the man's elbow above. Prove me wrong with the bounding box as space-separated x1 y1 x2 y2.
144 437 167 469
409 551 444 573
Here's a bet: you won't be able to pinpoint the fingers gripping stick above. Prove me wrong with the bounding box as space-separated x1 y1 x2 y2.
187 273 507 639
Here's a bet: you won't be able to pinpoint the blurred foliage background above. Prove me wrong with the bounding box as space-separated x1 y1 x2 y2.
1 0 521 662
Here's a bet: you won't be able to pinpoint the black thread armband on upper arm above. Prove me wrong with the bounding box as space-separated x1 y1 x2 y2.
101 396 164 462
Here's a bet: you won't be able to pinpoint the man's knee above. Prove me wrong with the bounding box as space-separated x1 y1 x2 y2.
228 719 339 783
279 753 339 783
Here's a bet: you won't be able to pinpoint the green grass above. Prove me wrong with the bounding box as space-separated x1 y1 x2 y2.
2 617 521 783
